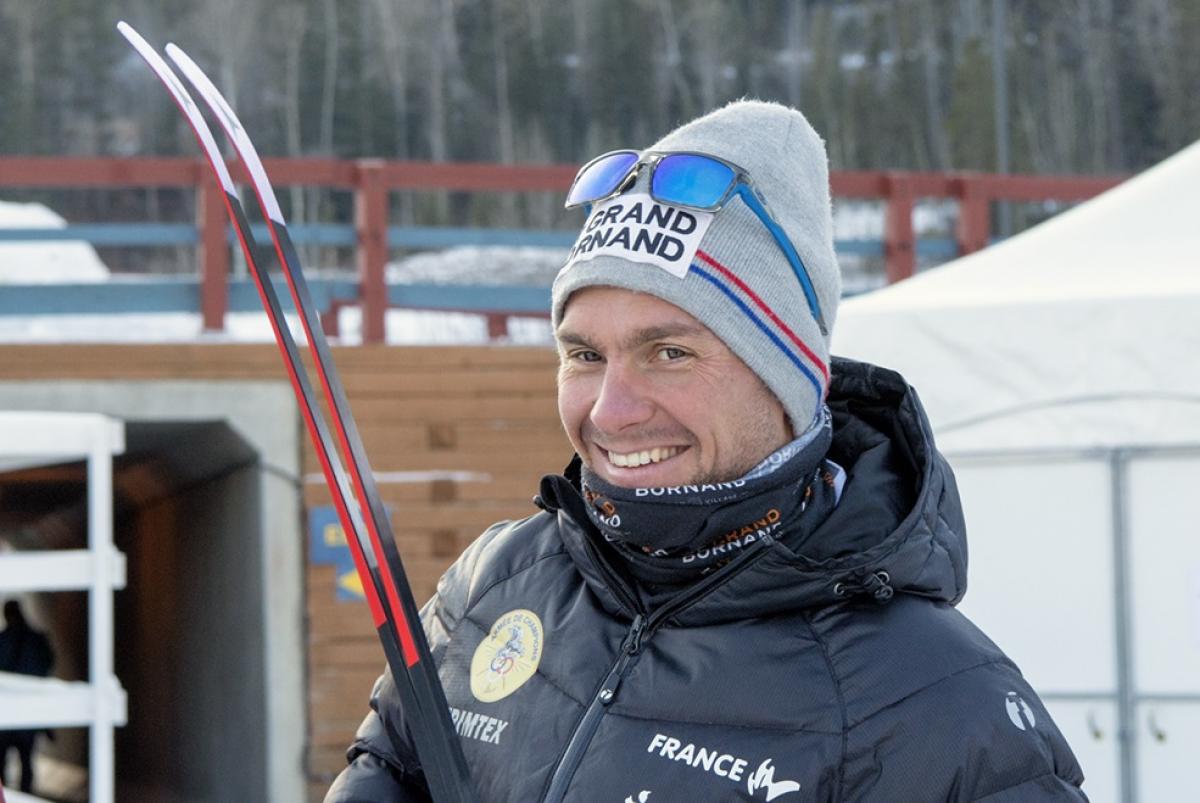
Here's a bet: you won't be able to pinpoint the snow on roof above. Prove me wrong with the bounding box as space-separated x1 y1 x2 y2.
0 200 110 283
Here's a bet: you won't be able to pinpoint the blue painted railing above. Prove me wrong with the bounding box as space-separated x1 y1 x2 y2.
0 224 959 317
0 277 552 317
0 223 963 256
0 224 577 249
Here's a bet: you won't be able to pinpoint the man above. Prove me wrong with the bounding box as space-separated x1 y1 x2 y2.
327 101 1087 801
0 600 54 794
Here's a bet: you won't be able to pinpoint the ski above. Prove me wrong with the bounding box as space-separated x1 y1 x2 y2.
117 22 476 802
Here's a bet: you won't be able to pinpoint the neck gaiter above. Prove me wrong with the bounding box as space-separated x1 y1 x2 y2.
580 407 837 591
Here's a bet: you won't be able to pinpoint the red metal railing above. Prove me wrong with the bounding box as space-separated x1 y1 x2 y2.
0 157 1124 342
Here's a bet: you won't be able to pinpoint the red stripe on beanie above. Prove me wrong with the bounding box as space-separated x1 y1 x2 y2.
696 249 829 382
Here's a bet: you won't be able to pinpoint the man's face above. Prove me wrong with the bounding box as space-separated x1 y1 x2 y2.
556 286 792 488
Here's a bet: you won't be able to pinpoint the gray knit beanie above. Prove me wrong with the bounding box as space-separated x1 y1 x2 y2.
552 99 841 433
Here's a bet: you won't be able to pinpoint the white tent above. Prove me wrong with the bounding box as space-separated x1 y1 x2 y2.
832 139 1200 453
831 141 1200 803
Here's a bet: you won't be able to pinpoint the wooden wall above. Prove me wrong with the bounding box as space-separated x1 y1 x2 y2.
0 344 571 801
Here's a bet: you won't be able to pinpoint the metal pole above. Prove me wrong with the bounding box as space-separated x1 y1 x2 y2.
1110 451 1137 803
991 0 1012 238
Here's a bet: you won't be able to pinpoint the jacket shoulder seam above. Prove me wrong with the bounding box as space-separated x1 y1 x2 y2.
803 611 849 803
466 546 570 613
602 706 843 736
847 657 1011 729
968 770 1065 801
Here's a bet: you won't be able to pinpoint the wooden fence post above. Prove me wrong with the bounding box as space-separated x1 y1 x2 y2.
883 172 916 284
355 160 388 344
197 168 229 332
486 313 509 341
955 175 991 256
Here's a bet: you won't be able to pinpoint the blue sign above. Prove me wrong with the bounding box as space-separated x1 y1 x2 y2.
308 505 394 603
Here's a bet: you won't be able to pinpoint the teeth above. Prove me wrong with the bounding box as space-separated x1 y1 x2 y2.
607 446 680 468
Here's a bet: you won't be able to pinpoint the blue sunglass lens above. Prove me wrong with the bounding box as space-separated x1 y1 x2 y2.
652 154 736 209
566 151 640 207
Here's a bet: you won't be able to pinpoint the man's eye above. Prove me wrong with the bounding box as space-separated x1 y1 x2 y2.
571 349 602 363
656 346 688 361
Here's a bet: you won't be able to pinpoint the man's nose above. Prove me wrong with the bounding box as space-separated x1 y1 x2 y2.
589 363 654 434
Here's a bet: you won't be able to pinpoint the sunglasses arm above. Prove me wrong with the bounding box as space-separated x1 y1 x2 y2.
735 185 829 336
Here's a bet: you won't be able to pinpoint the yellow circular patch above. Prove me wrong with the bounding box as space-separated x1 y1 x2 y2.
470 609 544 703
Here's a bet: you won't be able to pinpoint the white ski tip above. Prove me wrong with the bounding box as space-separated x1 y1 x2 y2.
165 42 286 224
116 21 140 41
115 21 238 195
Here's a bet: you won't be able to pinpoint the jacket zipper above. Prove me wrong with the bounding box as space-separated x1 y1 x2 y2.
540 536 775 802
542 613 646 803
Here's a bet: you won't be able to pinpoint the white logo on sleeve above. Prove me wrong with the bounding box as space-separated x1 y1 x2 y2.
747 759 802 800
561 193 714 279
624 792 651 803
1005 691 1037 731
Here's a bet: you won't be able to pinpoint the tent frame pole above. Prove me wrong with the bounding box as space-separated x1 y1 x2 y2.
1109 450 1137 803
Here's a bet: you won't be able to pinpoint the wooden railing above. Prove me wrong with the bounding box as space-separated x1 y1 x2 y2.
0 157 1124 342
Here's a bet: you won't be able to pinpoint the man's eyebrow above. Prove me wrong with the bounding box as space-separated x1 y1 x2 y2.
621 323 708 348
554 330 593 348
554 322 709 350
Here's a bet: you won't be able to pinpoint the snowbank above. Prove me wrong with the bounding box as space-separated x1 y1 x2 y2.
0 200 110 283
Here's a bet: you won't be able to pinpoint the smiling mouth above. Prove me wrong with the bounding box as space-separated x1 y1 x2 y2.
604 445 685 468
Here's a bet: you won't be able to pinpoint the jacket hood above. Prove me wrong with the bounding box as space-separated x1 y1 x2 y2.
540 357 968 625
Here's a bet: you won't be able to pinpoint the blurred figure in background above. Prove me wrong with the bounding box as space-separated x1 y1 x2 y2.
0 600 55 794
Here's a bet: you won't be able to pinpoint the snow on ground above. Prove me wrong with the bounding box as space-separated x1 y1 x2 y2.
0 201 109 283
341 307 553 346
0 242 564 345
0 307 553 346
0 311 298 344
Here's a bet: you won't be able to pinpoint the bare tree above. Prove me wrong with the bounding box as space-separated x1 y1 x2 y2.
1133 0 1186 154
1076 0 1123 171
654 0 696 119
3 1 39 149
373 0 413 159
919 0 951 169
568 0 596 153
279 2 308 224
783 1 808 110
809 6 847 167
192 0 261 115
1043 19 1082 172
319 0 340 157
426 0 465 164
492 0 519 225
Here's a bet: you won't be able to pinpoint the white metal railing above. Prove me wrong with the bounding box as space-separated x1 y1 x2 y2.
0 412 126 803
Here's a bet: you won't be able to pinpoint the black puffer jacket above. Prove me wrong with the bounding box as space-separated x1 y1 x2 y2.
326 359 1088 802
